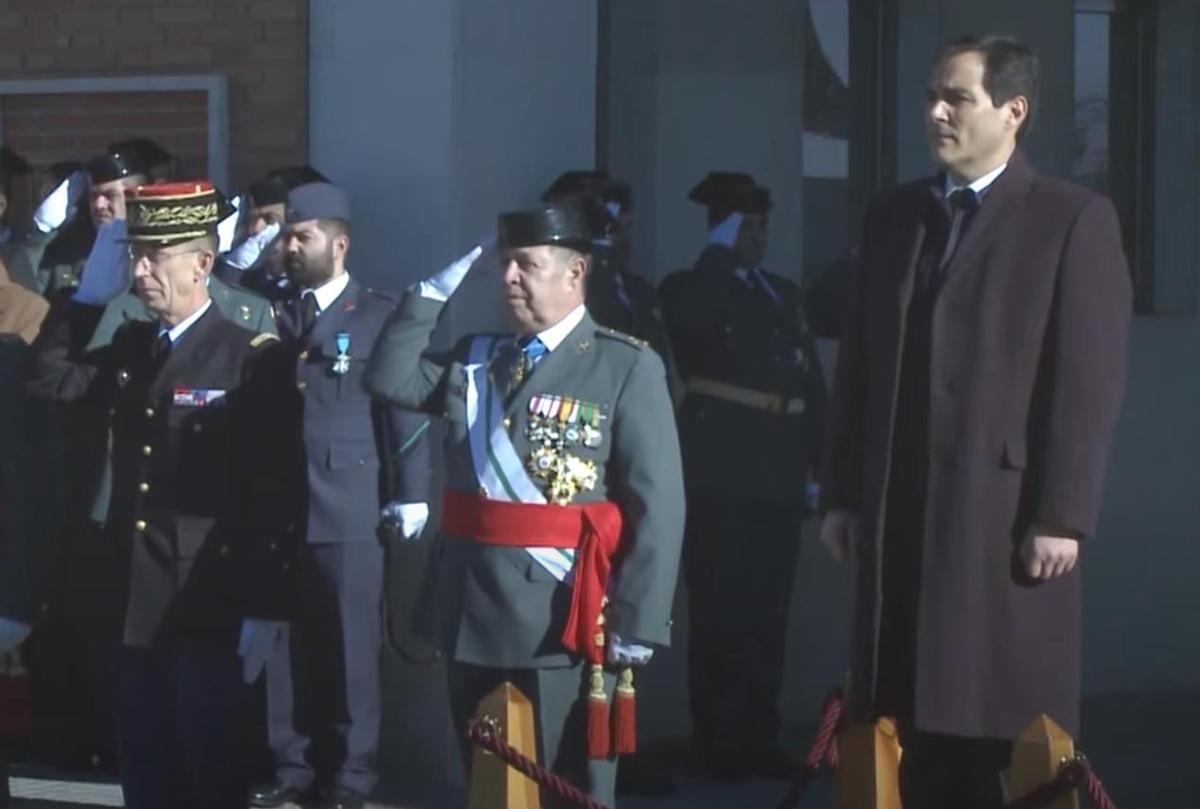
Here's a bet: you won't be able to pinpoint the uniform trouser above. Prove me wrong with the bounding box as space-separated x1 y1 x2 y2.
25 519 124 763
683 499 801 755
896 723 1012 809
447 661 618 808
265 543 383 795
0 741 9 809
116 644 244 809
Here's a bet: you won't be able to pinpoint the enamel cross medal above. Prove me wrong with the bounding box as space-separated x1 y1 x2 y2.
332 331 351 375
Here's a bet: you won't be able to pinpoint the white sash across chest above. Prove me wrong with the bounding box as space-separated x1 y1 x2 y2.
463 336 575 582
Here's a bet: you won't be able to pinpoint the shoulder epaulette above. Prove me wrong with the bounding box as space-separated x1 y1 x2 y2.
250 332 279 348
597 327 647 349
363 287 399 305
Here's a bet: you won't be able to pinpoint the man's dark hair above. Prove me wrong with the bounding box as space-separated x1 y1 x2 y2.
937 35 1039 140
316 218 352 240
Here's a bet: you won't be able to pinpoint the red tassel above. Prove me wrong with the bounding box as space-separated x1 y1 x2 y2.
586 664 610 759
613 667 636 755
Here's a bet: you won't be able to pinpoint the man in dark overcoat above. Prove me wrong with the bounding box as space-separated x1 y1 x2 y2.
820 36 1131 808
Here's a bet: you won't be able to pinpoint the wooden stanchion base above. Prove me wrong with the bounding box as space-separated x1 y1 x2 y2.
1008 714 1079 809
835 717 903 809
468 682 541 809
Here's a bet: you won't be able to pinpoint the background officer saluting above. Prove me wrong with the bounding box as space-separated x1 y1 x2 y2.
247 183 431 809
658 171 828 781
541 171 673 367
217 165 328 300
26 181 296 809
364 200 685 806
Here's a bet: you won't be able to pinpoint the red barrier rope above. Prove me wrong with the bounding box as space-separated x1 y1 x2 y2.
1005 755 1120 809
776 688 844 809
468 686 1120 809
467 718 613 809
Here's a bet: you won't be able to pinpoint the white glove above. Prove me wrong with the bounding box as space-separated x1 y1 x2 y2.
73 220 131 306
381 501 430 541
0 617 31 653
705 212 743 248
33 171 88 234
216 194 242 253
607 632 654 666
416 239 491 302
237 619 285 684
223 222 280 271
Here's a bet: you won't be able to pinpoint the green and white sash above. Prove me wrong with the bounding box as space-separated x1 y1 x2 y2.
464 336 575 582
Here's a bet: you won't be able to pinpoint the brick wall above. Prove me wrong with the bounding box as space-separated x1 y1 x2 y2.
0 0 308 191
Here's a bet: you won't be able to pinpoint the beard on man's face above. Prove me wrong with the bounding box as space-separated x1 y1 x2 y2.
285 244 335 288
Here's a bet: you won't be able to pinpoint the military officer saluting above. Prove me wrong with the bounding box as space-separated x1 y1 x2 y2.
658 172 828 780
27 181 295 809
365 201 685 806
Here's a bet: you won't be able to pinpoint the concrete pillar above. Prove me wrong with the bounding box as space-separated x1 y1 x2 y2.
603 0 806 284
307 0 597 793
309 0 597 294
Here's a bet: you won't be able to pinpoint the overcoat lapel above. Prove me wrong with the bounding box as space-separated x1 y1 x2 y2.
939 152 1036 288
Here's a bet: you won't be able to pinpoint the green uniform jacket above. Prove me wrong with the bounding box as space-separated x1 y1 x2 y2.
364 294 685 668
87 277 276 351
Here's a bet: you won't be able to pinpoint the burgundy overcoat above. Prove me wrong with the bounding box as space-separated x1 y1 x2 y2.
823 152 1132 739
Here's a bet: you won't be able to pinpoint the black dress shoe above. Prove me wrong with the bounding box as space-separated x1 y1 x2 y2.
617 752 678 796
742 746 800 781
697 748 748 783
319 785 367 809
249 780 308 808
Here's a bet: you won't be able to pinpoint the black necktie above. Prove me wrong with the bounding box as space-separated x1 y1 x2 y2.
938 187 980 271
152 332 171 360
298 292 318 338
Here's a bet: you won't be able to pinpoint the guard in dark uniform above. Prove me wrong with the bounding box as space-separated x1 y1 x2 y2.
542 170 672 364
26 181 297 809
249 183 431 809
658 172 828 781
541 176 681 796
106 138 174 184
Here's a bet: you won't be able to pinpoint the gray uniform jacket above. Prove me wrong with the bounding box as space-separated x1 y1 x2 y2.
364 294 685 669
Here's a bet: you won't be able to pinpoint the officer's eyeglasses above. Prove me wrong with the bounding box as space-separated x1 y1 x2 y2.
128 247 205 266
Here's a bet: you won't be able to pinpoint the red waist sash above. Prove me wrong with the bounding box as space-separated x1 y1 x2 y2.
441 490 624 664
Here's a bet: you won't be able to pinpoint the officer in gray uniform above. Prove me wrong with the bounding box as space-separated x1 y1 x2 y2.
248 183 431 809
364 201 685 806
658 172 828 781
